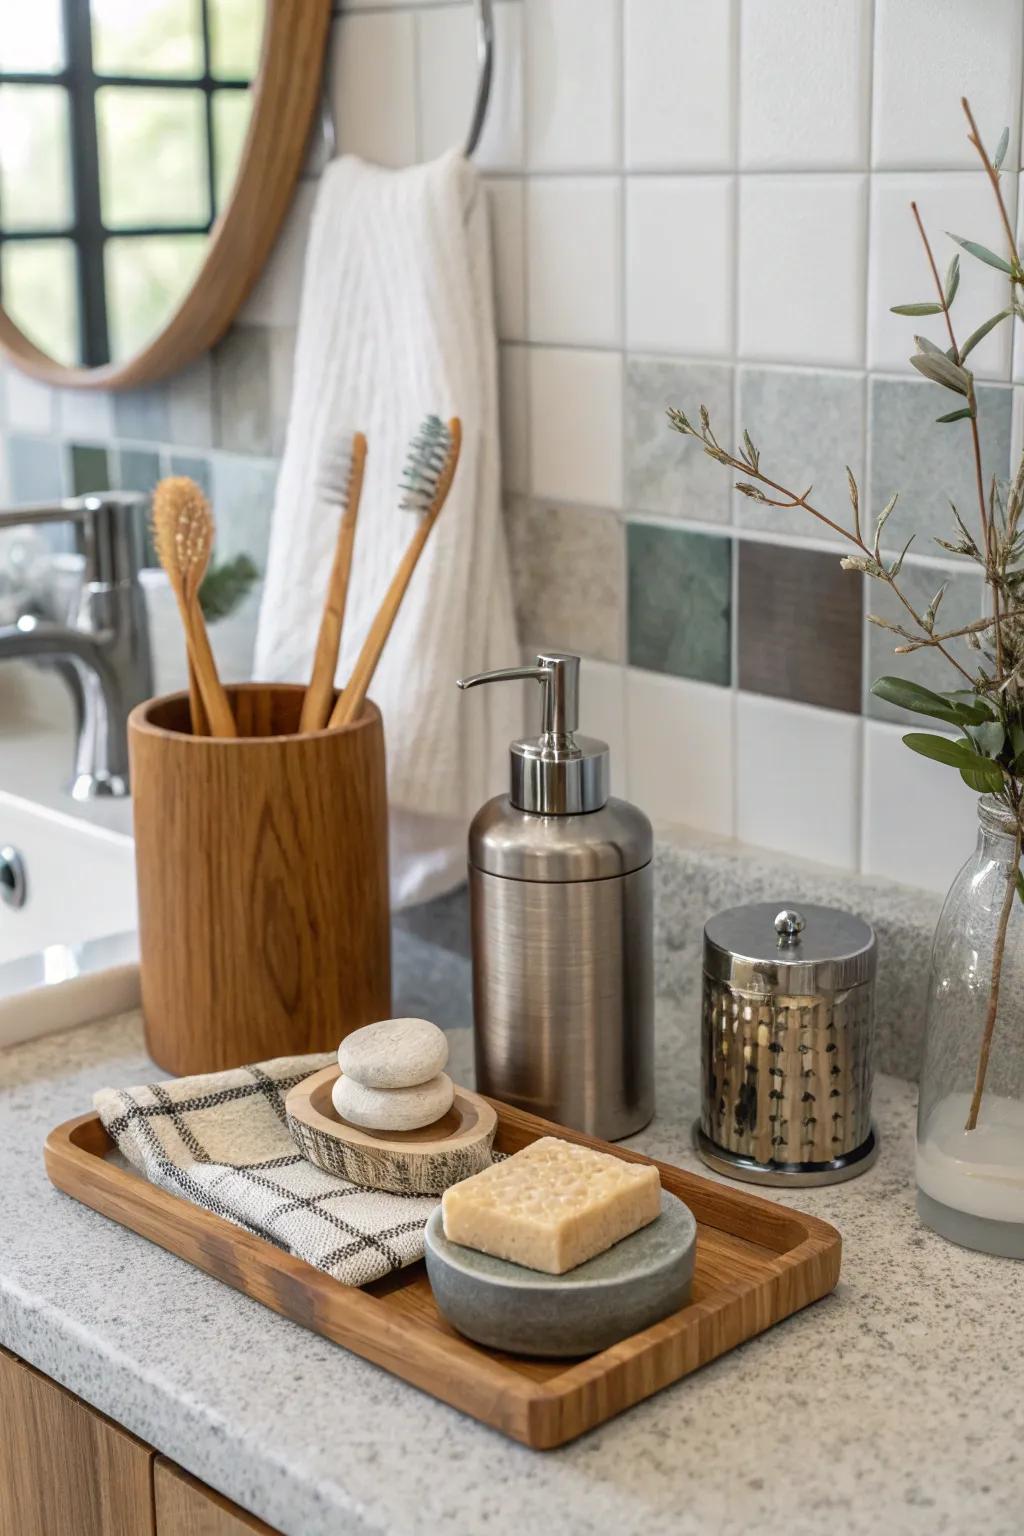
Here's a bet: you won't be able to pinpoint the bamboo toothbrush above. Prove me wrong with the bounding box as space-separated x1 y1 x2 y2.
299 431 368 733
152 477 237 739
329 416 462 730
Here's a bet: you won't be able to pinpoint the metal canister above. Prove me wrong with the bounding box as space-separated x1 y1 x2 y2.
694 902 878 1186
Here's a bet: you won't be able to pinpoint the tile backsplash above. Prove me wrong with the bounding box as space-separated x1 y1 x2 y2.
2 0 1022 898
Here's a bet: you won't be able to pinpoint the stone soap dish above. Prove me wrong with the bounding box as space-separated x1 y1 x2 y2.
424 1191 697 1357
285 1065 497 1195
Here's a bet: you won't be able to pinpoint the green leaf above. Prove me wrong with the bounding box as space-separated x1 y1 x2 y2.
873 492 898 559
935 407 974 423
946 690 997 723
967 720 1006 758
961 763 999 792
993 126 1010 171
198 553 260 625
871 678 990 727
909 351 970 394
888 534 914 579
890 301 944 316
946 233 1014 275
902 733 1005 790
1016 868 1024 906
1010 724 1024 770
959 309 1012 361
944 253 960 305
915 334 947 357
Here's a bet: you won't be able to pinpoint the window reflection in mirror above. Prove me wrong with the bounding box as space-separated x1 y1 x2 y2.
0 0 264 368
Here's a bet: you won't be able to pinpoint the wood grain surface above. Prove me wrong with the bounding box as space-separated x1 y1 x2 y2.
129 685 390 1074
0 0 332 391
0 1346 155 1536
154 1459 278 1536
285 1064 497 1193
45 1100 842 1449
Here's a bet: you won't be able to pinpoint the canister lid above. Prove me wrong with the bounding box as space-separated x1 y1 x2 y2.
703 901 876 994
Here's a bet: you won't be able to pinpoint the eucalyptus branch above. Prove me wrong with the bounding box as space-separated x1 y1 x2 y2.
668 408 976 685
962 96 1022 276
966 806 1023 1130
911 196 1005 678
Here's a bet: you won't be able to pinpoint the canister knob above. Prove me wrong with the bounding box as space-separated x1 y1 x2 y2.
774 908 805 945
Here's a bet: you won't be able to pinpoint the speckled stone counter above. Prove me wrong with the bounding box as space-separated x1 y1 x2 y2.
3 993 1022 1536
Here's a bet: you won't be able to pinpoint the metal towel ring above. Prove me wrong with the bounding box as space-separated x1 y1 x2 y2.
465 0 495 157
318 0 494 164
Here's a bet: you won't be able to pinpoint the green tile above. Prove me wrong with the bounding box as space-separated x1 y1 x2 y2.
628 523 731 685
70 444 110 495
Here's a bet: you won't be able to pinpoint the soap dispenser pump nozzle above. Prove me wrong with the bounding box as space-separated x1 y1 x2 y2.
457 651 608 814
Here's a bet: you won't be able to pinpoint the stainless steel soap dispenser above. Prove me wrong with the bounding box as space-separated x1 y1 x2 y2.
457 652 654 1140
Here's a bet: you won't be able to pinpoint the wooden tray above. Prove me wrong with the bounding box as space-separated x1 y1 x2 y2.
45 1104 841 1450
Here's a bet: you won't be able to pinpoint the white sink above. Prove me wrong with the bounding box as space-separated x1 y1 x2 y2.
0 791 139 1048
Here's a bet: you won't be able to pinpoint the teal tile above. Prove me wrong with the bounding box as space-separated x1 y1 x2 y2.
169 454 212 495
117 448 160 496
628 523 731 685
7 435 65 502
70 444 110 495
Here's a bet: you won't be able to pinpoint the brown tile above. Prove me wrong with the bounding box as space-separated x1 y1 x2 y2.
738 542 862 713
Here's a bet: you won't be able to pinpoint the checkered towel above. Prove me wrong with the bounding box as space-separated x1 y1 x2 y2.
94 1054 441 1287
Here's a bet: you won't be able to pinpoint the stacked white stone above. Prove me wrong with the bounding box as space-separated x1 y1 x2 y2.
333 1018 453 1131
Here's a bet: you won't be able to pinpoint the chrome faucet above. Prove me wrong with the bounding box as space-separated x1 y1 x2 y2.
0 493 153 799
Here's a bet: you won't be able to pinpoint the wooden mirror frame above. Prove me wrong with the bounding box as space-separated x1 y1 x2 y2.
0 0 332 392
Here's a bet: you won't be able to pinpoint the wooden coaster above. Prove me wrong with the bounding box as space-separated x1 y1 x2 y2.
285 1065 497 1195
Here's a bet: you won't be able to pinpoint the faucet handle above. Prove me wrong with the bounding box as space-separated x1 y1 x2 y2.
0 493 149 586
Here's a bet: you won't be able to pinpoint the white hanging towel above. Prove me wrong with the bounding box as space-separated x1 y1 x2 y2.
254 151 519 908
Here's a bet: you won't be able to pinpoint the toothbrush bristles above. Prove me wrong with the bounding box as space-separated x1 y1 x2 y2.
399 414 452 512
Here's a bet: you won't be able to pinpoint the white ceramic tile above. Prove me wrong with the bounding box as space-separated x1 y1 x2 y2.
328 11 417 168
869 173 1017 379
1012 175 1024 382
5 371 55 435
525 0 619 171
739 0 869 170
527 179 621 347
498 342 530 493
529 347 622 507
626 670 734 834
737 176 867 366
872 0 1023 171
623 0 735 171
626 177 733 356
735 693 861 869
56 388 113 442
485 178 526 342
862 721 982 893
580 659 627 797
417 2 523 168
240 181 316 328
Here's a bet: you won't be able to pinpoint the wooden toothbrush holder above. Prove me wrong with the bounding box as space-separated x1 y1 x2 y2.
128 684 391 1075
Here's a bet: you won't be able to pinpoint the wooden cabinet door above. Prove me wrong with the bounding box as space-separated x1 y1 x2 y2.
154 1459 278 1536
0 1346 155 1536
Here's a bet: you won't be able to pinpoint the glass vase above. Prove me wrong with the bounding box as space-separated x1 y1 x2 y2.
916 796 1024 1258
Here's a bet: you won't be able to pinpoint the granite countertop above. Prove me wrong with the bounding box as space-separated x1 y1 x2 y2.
3 970 1023 1536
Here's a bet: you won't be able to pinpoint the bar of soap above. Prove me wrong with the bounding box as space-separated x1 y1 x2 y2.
441 1136 662 1275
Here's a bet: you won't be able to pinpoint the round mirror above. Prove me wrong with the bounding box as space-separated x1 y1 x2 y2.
0 0 330 389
